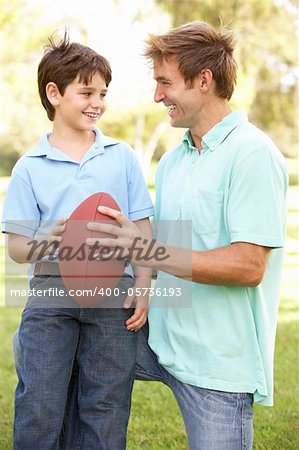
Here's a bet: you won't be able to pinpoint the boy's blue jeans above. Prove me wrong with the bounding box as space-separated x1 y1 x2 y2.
13 295 254 450
13 274 136 450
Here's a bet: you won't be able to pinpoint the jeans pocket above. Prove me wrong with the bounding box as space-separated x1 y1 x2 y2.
29 275 55 290
117 274 135 291
98 275 135 308
26 276 67 308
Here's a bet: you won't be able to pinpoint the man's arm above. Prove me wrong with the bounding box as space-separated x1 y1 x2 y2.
152 241 270 287
87 207 270 287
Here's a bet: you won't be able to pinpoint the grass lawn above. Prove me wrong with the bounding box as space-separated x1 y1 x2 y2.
0 184 298 450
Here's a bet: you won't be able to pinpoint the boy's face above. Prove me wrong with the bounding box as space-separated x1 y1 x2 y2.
51 72 108 130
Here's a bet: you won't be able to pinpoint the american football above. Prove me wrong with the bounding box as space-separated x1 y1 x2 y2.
59 192 125 306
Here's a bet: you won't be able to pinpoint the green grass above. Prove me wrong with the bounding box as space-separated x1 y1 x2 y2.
0 185 298 450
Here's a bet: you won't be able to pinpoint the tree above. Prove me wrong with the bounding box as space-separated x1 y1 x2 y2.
154 0 298 157
0 0 87 175
100 102 174 179
0 1 53 173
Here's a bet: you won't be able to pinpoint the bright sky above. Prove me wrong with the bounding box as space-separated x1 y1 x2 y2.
28 0 171 107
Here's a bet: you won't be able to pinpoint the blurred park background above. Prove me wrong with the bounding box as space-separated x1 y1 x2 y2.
0 0 298 448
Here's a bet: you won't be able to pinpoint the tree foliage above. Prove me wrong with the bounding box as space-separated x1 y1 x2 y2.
154 0 298 157
0 1 84 175
101 102 175 177
0 0 297 177
0 0 59 174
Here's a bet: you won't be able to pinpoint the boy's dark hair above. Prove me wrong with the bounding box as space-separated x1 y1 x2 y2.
38 32 112 121
144 21 237 100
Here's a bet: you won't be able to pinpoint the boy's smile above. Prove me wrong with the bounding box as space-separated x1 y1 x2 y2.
82 111 101 120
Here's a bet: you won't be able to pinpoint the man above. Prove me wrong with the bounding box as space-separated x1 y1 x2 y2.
87 21 288 450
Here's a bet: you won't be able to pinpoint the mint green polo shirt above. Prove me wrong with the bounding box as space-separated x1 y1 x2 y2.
149 110 288 406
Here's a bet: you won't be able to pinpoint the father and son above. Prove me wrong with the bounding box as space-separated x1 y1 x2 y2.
2 20 287 450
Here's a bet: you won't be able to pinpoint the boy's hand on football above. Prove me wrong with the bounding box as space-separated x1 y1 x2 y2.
44 217 68 257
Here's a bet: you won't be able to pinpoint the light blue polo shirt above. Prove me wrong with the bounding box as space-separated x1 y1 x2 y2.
2 128 154 275
148 110 288 406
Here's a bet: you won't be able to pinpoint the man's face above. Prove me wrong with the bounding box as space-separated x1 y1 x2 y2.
153 58 202 130
53 72 108 131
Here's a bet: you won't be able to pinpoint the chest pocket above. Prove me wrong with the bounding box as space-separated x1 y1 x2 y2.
190 188 223 235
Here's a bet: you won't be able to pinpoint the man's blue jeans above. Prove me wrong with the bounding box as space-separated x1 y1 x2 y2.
135 323 254 450
13 274 136 450
13 309 254 450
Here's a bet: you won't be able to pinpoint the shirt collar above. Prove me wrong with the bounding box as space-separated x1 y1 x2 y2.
26 128 120 161
183 110 248 152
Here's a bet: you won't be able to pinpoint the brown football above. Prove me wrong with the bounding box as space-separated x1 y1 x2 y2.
59 192 125 306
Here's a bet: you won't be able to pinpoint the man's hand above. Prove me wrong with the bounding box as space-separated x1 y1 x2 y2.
86 207 140 259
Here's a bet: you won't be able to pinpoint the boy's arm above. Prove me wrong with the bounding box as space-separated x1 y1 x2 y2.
7 218 67 264
124 218 153 332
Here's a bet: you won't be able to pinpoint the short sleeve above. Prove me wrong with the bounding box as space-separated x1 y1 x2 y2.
228 146 288 247
2 166 40 237
127 156 154 221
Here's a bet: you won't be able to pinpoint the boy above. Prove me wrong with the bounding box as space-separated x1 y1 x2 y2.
2 33 153 449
